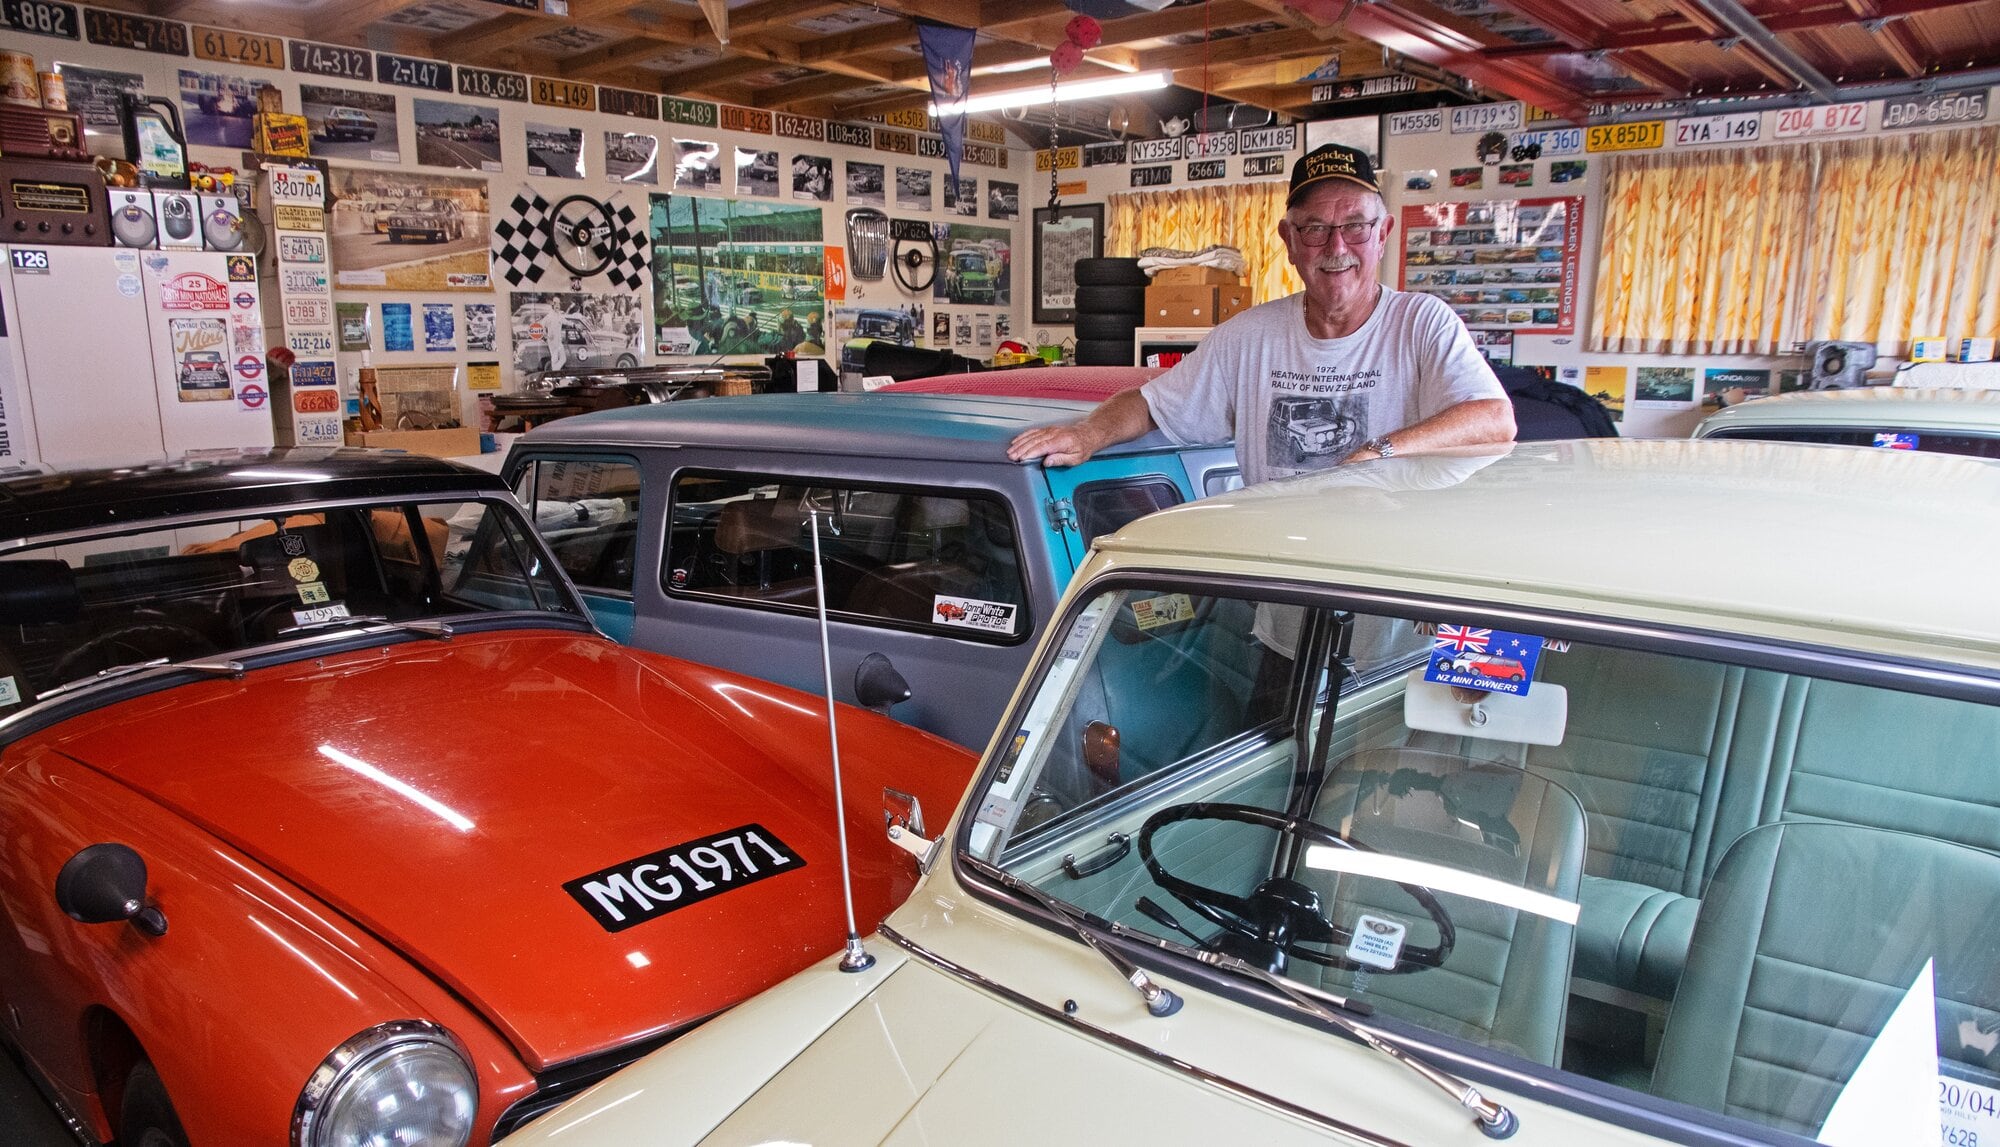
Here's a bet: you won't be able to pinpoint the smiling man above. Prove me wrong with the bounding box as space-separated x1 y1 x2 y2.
1008 143 1514 479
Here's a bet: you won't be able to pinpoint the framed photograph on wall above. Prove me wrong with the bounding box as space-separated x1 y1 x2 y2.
1032 204 1105 324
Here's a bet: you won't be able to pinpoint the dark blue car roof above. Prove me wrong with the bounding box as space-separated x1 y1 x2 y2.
515 392 1218 465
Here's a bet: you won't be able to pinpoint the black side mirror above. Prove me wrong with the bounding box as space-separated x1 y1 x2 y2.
54 843 168 936
854 652 911 715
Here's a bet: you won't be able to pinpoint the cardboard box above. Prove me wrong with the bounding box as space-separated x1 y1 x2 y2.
346 427 483 458
1956 338 1996 363
1150 265 1242 287
1145 284 1251 327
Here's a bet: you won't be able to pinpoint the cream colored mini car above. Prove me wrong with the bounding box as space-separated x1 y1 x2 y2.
507 440 2000 1147
1695 384 2000 458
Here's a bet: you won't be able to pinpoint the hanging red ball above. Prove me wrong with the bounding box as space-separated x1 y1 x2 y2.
1050 40 1084 76
1064 14 1102 49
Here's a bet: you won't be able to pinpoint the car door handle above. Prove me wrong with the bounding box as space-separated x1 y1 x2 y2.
1060 832 1130 880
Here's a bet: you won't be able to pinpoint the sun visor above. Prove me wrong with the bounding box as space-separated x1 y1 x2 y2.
1402 670 1568 747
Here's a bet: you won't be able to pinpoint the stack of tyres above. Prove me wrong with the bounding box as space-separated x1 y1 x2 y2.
1071 257 1149 366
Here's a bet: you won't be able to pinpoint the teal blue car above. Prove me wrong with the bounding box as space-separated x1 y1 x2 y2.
502 390 1235 751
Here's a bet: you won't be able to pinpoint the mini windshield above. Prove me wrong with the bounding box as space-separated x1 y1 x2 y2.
969 583 2000 1142
0 497 578 712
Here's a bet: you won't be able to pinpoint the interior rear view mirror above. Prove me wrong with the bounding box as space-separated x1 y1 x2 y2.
1402 671 1568 746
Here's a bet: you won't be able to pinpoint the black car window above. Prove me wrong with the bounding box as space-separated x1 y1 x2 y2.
1073 478 1182 546
514 457 643 594
664 471 1029 643
1705 426 2000 459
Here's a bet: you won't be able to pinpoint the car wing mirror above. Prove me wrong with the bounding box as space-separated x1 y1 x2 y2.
55 843 168 936
854 652 911 714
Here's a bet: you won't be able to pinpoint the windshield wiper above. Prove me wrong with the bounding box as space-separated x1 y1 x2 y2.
1186 935 1519 1139
972 861 1182 1018
39 655 246 700
274 615 454 640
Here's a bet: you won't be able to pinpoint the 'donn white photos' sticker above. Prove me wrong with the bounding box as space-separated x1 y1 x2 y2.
1818 958 1941 1146
0 676 18 705
932 594 1017 635
1345 914 1408 971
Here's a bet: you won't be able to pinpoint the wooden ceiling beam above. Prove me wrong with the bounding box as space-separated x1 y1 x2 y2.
561 36 684 81
752 71 885 108
1334 0 1594 121
799 22 919 64
729 0 855 37
673 55 796 89
309 0 428 41
1138 28 1343 72
431 14 551 63
984 0 1273 52
1840 0 1929 76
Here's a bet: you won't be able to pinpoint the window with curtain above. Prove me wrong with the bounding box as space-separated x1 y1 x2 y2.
1591 125 2000 356
1107 182 1302 305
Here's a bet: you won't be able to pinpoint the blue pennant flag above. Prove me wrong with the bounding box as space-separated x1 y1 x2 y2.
917 21 976 188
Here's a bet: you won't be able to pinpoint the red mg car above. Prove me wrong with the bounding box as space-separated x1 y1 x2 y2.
0 450 971 1145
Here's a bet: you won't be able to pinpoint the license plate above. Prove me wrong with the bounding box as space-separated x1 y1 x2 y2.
564 824 806 932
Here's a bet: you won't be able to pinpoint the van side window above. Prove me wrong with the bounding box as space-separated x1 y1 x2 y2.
516 458 642 594
1073 478 1182 545
664 472 1029 642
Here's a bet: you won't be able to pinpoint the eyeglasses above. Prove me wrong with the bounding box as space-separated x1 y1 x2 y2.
1292 218 1383 247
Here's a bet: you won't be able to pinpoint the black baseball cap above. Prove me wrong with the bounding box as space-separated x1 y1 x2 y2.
1287 143 1379 205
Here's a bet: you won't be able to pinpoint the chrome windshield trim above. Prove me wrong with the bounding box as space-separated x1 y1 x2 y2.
878 923 1414 1147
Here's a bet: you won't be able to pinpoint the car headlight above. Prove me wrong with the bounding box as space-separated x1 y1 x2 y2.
293 1021 477 1147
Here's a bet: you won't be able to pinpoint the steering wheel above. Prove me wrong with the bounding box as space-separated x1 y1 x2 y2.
52 623 220 682
891 237 936 294
1137 801 1455 975
549 195 615 278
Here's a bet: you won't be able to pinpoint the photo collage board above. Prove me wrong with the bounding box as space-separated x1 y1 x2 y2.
1398 196 1584 335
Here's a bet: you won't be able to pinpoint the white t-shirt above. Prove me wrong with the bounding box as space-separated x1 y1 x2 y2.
1140 289 1505 484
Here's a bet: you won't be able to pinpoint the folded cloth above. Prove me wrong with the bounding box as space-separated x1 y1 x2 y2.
1135 243 1248 276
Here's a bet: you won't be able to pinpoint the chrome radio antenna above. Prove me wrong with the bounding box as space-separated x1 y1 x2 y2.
808 507 875 973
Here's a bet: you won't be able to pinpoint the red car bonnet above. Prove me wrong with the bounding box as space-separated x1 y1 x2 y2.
38 631 971 1071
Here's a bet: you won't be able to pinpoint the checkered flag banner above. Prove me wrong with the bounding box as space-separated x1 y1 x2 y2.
599 199 650 291
491 187 554 287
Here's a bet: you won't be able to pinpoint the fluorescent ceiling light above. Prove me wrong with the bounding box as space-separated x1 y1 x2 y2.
931 70 1171 116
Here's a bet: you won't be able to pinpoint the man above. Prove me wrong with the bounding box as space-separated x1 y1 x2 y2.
1008 143 1514 479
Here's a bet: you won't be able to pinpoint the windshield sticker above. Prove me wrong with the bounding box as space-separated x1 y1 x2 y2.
933 594 1017 635
0 676 17 706
994 729 1029 785
564 824 804 933
1541 638 1571 653
1423 625 1544 696
1942 1076 2000 1147
1873 432 1919 450
1131 593 1195 629
288 557 319 582
1346 914 1408 971
297 581 330 605
291 603 351 627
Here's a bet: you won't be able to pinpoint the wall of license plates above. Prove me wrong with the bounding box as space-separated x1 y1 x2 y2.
0 0 1042 421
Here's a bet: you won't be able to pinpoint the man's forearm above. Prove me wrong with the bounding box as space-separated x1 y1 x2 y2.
1075 388 1160 453
1350 398 1516 461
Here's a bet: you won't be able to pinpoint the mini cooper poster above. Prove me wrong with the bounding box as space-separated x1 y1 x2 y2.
329 168 492 292
170 317 232 402
934 223 1013 307
1423 625 1543 696
424 303 456 352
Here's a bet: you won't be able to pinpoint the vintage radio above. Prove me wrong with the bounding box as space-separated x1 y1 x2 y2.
0 157 111 245
0 104 88 161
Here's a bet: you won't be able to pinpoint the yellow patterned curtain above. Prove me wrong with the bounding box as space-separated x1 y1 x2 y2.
1590 145 1814 355
1591 126 2000 356
1801 126 2000 353
1107 182 1302 305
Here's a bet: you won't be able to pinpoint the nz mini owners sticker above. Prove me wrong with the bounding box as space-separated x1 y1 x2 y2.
1422 624 1544 696
933 594 1017 634
564 824 804 932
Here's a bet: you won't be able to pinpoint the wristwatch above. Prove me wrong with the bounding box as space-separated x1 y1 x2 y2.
1363 435 1396 458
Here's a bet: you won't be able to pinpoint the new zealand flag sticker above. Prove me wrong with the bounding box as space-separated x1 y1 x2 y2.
1422 625 1544 696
